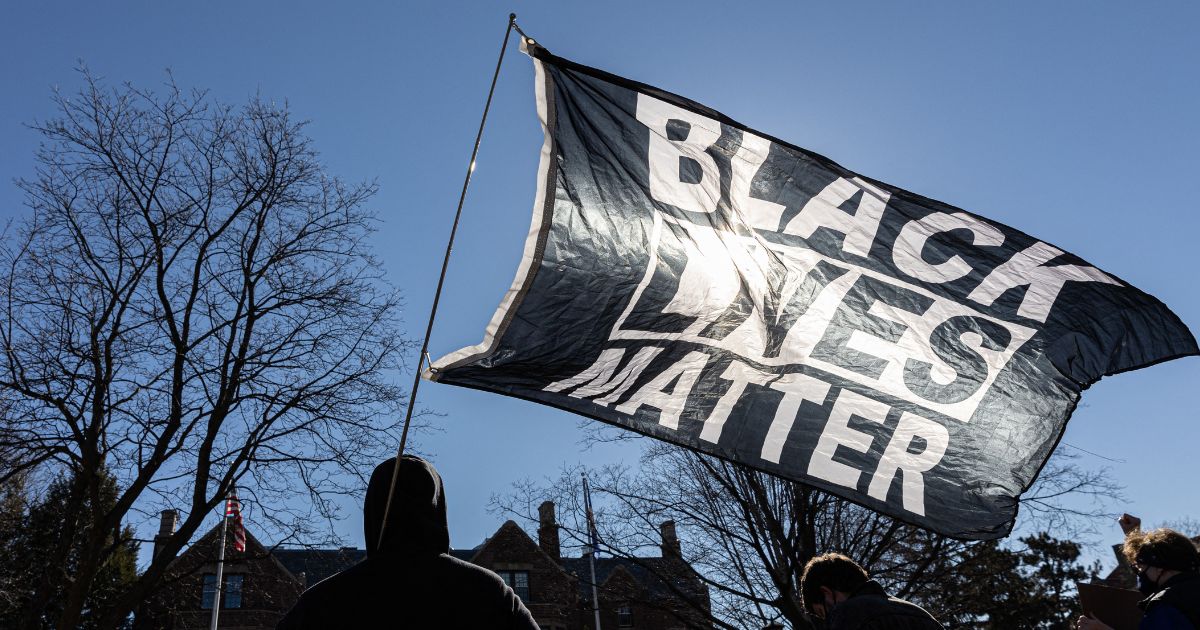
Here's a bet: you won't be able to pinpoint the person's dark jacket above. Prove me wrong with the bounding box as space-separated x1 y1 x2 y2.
1138 571 1200 630
277 456 538 629
825 579 944 630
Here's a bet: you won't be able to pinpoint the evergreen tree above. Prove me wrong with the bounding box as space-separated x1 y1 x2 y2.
931 532 1099 629
0 472 139 629
0 472 28 618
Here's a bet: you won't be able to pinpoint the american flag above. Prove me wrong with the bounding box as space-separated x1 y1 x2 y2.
581 474 600 556
226 494 246 553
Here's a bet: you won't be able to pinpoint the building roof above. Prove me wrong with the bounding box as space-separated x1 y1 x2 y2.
449 548 477 562
273 548 366 588
269 545 705 605
273 544 482 588
560 555 708 603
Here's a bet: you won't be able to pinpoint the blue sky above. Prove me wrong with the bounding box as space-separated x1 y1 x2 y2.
2 1 1197 571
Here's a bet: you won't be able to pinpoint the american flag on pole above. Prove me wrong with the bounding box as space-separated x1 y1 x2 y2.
581 474 600 555
226 494 246 553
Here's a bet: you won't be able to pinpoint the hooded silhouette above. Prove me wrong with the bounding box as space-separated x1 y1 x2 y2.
277 456 538 629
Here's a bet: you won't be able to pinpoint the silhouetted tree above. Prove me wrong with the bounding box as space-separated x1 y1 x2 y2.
495 439 1117 628
0 70 416 629
933 532 1098 629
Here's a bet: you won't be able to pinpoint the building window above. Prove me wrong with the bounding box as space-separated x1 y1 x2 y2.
201 573 244 609
224 574 243 609
617 603 634 627
497 570 530 601
201 574 216 610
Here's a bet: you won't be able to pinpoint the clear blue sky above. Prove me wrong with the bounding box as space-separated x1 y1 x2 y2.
2 1 1196 571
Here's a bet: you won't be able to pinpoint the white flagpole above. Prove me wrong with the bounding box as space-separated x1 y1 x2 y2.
582 473 602 630
209 495 229 630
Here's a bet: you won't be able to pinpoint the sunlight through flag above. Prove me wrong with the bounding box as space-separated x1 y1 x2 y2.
428 39 1198 540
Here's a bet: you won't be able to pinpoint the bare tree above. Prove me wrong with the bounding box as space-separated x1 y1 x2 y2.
1155 517 1200 538
0 70 417 629
494 436 1121 629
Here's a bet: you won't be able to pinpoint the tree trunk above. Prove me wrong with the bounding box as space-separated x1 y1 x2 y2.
95 501 221 629
55 528 103 630
21 471 88 629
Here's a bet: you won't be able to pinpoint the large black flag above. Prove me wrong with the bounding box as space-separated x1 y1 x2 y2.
429 42 1197 539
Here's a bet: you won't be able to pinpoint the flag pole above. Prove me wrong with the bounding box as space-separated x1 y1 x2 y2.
209 493 230 630
583 472 603 630
377 13 520 549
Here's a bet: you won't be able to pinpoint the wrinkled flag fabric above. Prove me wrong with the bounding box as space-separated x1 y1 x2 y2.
428 42 1197 540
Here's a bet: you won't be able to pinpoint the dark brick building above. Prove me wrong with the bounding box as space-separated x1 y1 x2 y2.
137 502 712 629
136 510 304 629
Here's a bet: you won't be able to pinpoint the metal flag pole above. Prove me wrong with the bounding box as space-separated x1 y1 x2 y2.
582 472 603 630
377 13 520 550
208 493 230 630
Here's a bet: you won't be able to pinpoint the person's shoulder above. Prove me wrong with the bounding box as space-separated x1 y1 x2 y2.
428 554 539 628
277 559 375 622
434 553 509 582
276 566 352 630
301 558 374 596
1138 603 1194 630
882 597 943 629
884 595 940 616
1144 573 1200 628
835 594 943 630
277 555 535 629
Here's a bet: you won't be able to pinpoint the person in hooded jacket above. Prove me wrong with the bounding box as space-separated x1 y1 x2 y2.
277 456 539 629
1077 514 1200 630
801 553 943 630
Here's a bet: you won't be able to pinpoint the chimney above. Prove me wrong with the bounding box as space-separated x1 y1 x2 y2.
538 501 560 559
153 509 179 561
660 520 681 559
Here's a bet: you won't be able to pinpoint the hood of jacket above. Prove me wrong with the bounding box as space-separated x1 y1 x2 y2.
363 456 450 557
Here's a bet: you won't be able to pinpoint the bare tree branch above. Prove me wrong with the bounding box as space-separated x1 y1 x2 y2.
495 428 1121 628
0 70 424 629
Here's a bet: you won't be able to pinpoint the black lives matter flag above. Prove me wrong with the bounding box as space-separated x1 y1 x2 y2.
429 42 1198 539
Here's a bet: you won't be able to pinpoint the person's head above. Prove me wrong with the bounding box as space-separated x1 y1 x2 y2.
801 553 869 620
363 455 450 557
1122 527 1200 594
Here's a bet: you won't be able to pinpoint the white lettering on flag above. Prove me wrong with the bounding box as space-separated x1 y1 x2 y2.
545 346 663 402
759 372 832 464
780 176 891 259
893 211 1005 283
969 240 1120 322
730 131 788 229
807 389 889 489
699 361 770 444
616 350 708 430
636 94 722 214
867 411 950 516
611 212 1037 423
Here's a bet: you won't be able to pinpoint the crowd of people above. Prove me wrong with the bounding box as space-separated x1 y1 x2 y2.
276 456 1199 629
